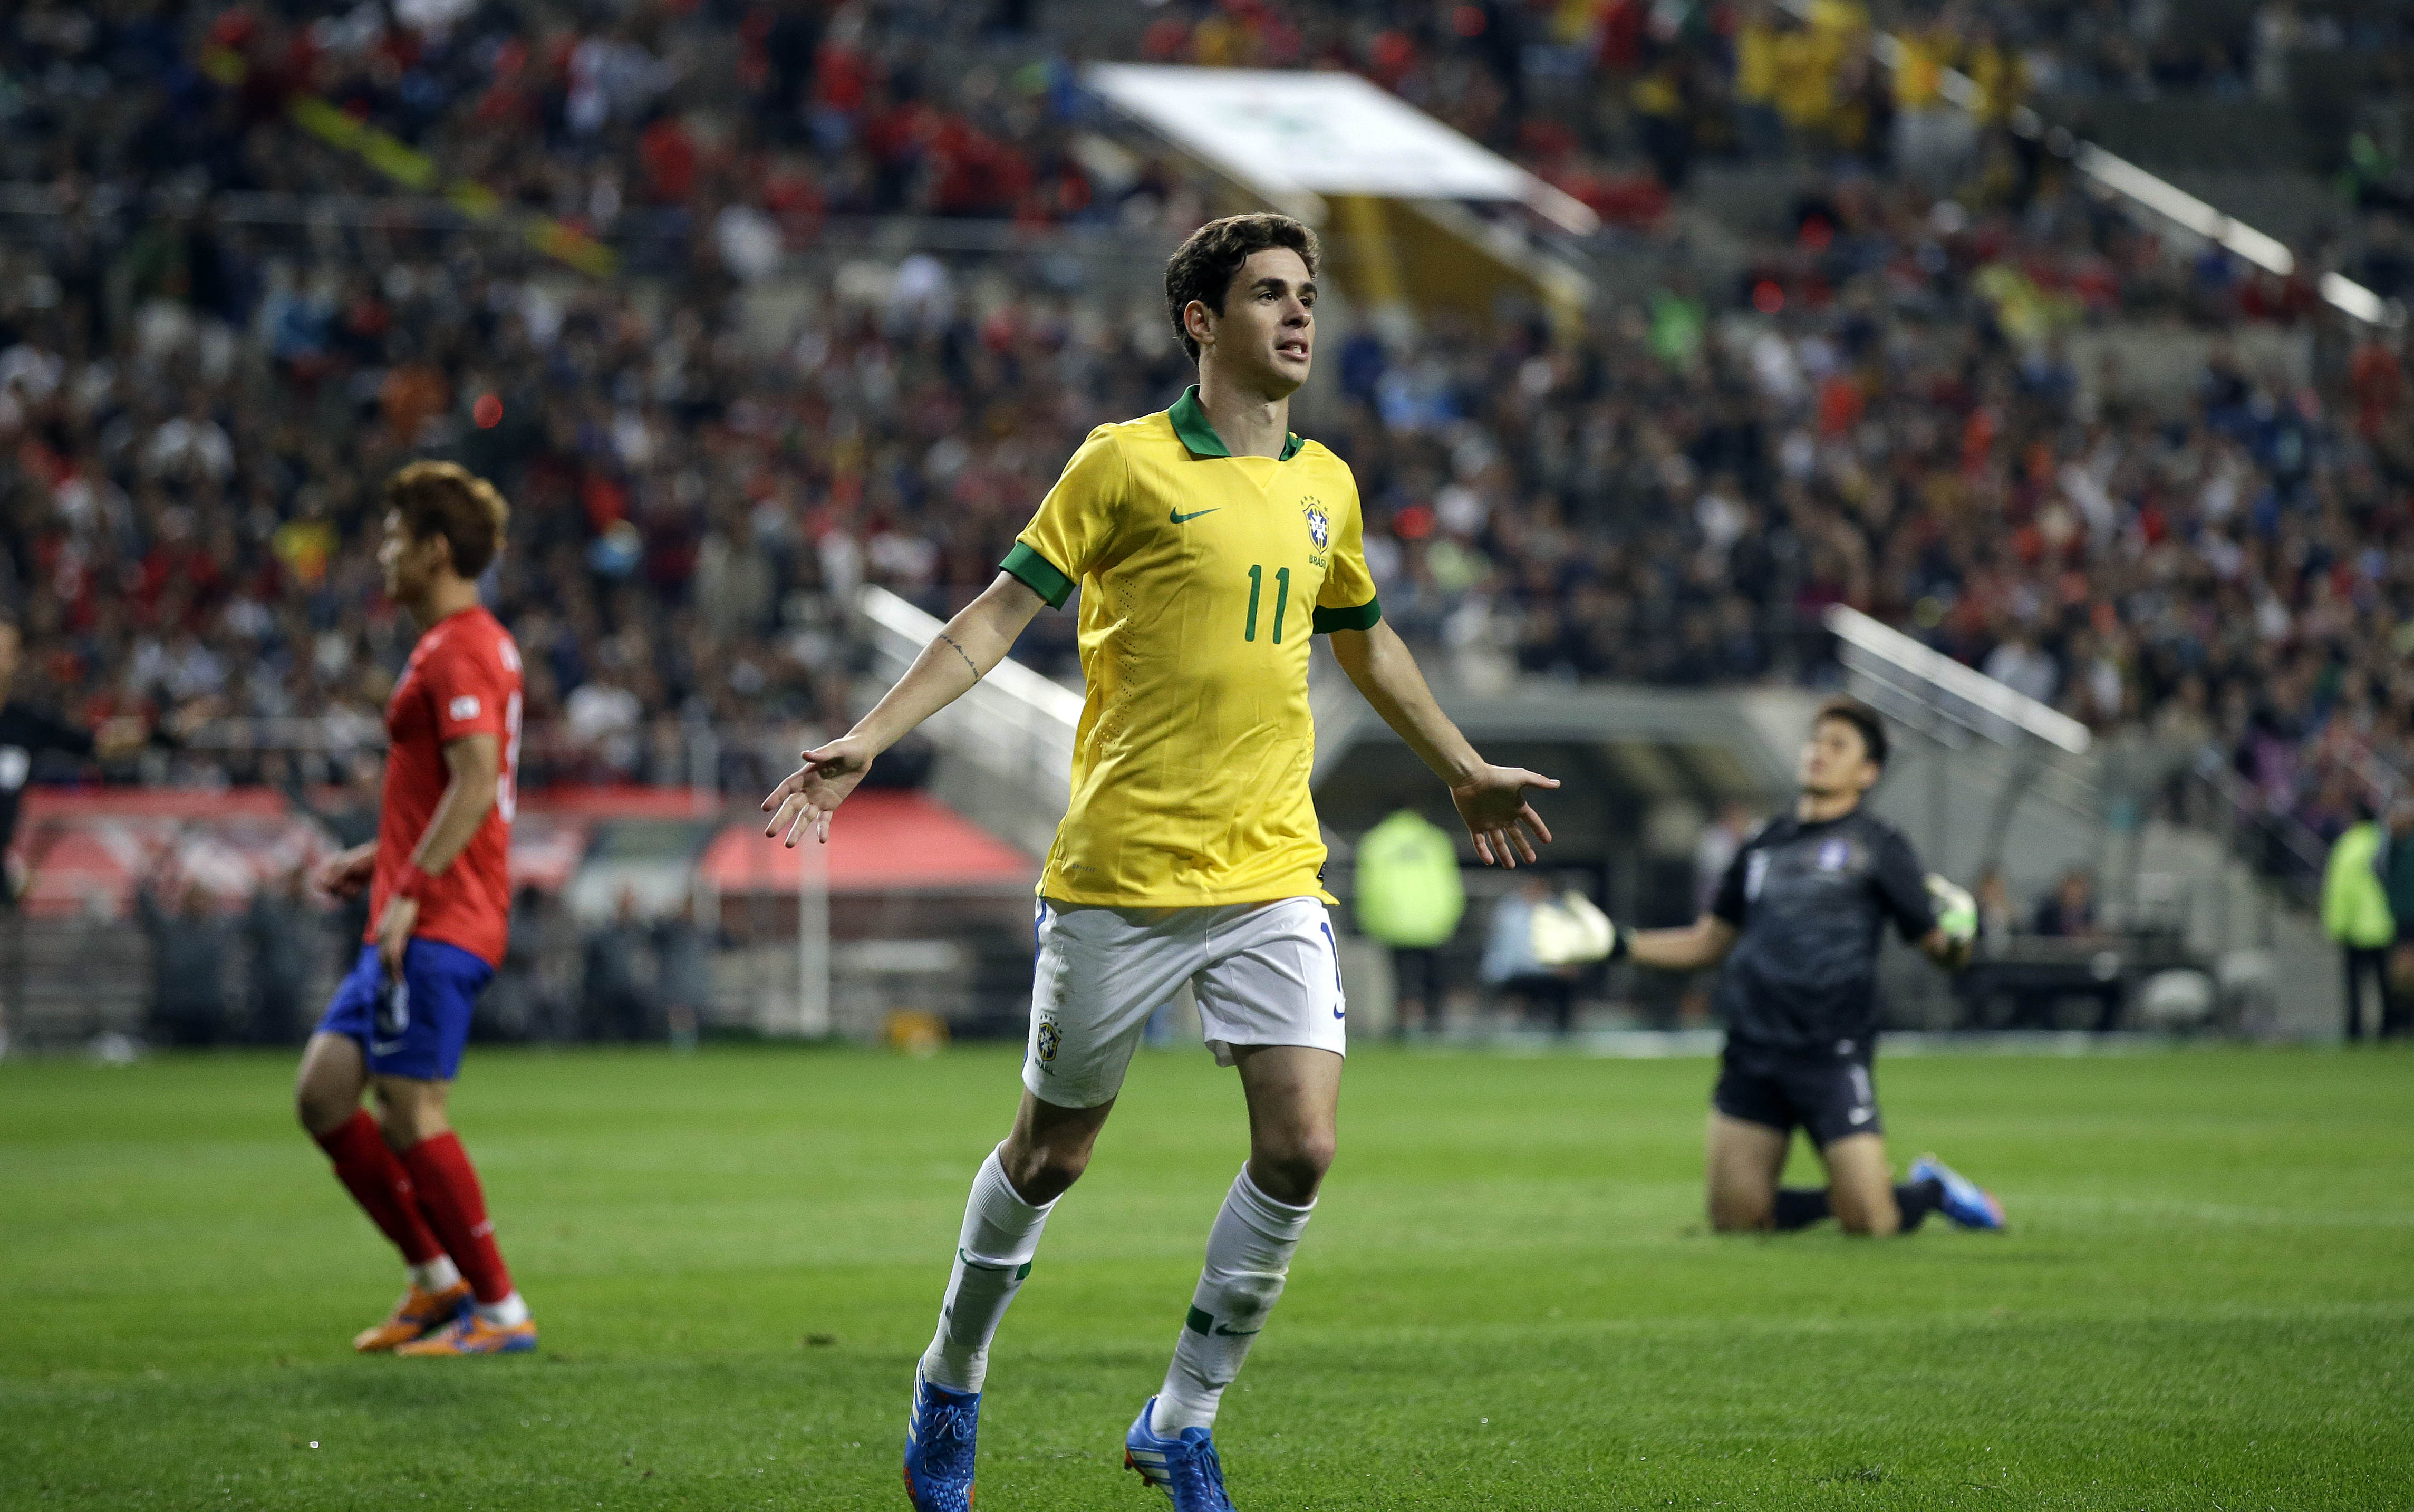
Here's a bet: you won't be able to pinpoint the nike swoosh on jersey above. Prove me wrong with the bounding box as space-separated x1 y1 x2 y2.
1168 507 1220 524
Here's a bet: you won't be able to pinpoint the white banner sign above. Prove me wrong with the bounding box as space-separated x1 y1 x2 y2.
1085 64 1596 234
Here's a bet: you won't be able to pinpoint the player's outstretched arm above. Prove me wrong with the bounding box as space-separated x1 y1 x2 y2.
762 572 1046 847
1327 621 1559 867
1625 916 1739 972
317 844 378 900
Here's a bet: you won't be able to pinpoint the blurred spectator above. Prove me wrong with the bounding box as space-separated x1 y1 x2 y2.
241 864 315 1045
582 887 654 1041
494 884 581 1042
654 895 714 1051
1353 806 1466 1039
2322 807 2397 1041
2032 869 2101 940
2026 868 2120 1031
1983 632 2061 710
138 877 231 1047
1480 875 1581 1036
1974 867 2017 945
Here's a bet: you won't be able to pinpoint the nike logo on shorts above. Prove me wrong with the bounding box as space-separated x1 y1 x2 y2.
1169 507 1220 524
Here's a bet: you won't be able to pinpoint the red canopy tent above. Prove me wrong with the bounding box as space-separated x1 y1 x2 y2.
697 789 1034 895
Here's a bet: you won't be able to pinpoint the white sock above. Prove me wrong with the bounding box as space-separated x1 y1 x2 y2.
473 1291 530 1327
409 1256 462 1293
1151 1168 1315 1437
919 1146 1057 1394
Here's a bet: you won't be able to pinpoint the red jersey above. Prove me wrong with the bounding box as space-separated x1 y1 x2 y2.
367 605 523 966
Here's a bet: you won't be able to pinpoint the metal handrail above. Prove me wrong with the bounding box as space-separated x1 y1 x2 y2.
1823 605 2092 754
1784 0 2401 329
854 585 1080 807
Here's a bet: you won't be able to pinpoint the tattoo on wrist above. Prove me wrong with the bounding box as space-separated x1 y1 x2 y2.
936 632 980 679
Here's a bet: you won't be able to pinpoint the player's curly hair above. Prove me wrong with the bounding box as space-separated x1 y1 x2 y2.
384 461 510 579
1164 212 1320 363
1816 695 1890 769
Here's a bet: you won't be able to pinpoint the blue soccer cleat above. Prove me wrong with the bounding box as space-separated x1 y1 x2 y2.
1124 1395 1237 1511
1913 1154 2006 1231
902 1368 980 1511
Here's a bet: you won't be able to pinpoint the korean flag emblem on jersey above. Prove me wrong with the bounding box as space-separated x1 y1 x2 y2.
1817 838 1851 873
1303 500 1329 550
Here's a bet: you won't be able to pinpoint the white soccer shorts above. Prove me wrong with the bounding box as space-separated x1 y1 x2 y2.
1022 896 1349 1108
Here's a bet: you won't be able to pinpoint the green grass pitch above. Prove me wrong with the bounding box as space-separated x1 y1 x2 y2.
4 1044 2410 1509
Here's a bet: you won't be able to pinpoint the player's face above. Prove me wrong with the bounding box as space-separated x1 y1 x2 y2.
378 509 439 602
1799 718 1879 798
1199 248 1315 395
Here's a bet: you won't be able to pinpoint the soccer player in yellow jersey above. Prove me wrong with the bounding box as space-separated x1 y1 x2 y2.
761 213 1559 1512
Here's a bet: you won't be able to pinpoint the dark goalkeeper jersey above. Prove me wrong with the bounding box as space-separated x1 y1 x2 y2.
0 701 94 894
1709 806 1935 1055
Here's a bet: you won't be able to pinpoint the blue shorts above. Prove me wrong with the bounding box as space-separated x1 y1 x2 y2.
315 939 495 1082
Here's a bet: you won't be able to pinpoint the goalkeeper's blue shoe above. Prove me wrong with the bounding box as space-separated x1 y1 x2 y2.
1912 1154 2006 1231
901 1368 979 1511
1124 1396 1237 1510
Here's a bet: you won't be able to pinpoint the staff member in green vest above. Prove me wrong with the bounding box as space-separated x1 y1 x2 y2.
2322 806 2396 1042
1355 807 1466 1039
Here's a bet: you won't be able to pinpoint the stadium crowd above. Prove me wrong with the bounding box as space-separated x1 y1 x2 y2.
5 191 2407 846
13 1 2412 235
0 0 2409 858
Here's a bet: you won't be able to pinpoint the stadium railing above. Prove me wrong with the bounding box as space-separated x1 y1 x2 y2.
1775 0 2401 332
854 583 1082 859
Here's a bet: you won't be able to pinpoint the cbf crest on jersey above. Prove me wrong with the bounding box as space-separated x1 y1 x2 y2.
1301 498 1329 550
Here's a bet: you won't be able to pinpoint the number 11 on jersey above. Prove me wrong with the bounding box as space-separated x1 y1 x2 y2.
1244 565 1290 644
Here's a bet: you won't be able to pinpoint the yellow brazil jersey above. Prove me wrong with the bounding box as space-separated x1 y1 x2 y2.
999 386 1379 908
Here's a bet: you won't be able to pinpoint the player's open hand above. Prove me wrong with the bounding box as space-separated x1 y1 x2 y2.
1451 764 1560 868
761 734 877 847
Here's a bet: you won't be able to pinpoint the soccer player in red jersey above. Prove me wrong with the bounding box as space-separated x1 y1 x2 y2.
293 461 535 1356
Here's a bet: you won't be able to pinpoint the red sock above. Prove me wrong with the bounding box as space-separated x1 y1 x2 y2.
400 1132 514 1305
313 1110 444 1267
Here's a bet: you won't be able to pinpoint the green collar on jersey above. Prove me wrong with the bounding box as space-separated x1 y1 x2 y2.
1169 385 1306 461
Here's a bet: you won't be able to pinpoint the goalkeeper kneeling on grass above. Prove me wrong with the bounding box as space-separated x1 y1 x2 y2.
1602 697 2006 1235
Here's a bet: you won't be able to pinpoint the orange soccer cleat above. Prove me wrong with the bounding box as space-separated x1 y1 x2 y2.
393 1311 538 1356
352 1281 472 1353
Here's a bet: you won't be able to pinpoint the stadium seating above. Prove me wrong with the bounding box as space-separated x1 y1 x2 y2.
1 0 2407 899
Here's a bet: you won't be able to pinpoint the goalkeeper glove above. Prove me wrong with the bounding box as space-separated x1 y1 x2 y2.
1925 874 1977 945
